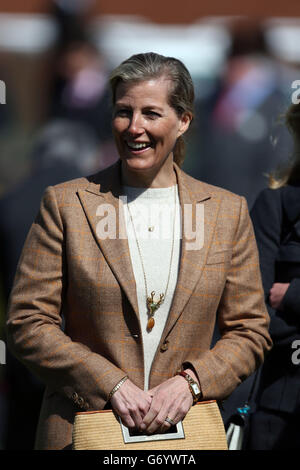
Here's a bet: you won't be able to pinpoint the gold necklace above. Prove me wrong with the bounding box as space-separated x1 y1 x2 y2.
126 185 177 332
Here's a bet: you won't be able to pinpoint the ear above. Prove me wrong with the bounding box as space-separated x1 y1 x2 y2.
177 111 192 137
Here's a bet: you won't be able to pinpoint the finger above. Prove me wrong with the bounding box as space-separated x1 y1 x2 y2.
135 398 152 426
118 410 136 429
141 397 167 433
162 398 191 432
140 407 157 431
127 403 144 429
144 406 172 434
160 409 180 433
159 422 171 434
159 418 175 434
140 400 152 419
112 399 143 430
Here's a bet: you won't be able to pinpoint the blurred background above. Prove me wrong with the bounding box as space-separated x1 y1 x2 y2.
0 0 300 450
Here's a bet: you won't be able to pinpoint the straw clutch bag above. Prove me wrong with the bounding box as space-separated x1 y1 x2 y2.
72 400 228 450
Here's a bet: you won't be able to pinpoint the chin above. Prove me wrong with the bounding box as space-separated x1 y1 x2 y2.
121 155 158 172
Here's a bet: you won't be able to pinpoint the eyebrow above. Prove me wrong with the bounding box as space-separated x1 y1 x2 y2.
114 103 164 113
143 106 164 113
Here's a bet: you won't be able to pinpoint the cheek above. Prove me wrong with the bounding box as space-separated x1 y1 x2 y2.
112 118 127 136
156 125 179 149
152 123 173 143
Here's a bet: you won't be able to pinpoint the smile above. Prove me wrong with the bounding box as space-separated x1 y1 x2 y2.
126 141 152 151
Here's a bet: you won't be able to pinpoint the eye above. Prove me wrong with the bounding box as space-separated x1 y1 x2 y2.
114 108 131 118
144 110 161 119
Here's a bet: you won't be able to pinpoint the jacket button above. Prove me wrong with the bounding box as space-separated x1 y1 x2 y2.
77 396 85 407
160 340 169 352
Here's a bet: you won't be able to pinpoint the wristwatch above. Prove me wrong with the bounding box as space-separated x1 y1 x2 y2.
176 370 202 404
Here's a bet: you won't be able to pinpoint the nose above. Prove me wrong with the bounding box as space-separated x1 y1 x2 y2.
127 112 144 135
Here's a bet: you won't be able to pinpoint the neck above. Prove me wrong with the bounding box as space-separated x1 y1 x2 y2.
121 156 177 188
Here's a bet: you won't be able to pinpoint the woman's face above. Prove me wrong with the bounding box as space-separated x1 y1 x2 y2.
112 77 191 174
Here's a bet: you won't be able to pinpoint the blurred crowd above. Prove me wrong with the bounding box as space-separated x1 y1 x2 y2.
0 1 299 450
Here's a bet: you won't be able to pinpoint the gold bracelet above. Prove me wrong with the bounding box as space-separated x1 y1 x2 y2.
108 376 129 400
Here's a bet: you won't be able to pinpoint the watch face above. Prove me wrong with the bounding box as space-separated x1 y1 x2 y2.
191 383 200 395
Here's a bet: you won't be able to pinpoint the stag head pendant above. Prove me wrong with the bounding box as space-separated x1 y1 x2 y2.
147 291 165 315
146 291 165 331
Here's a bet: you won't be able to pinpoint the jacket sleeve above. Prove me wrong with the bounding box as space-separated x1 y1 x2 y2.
5 186 127 411
281 278 300 321
186 196 273 400
250 188 300 344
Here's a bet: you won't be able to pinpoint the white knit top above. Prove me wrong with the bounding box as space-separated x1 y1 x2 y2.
122 184 181 390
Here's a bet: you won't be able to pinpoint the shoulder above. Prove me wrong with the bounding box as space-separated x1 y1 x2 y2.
50 175 92 195
250 187 284 240
38 177 89 212
42 163 116 204
251 184 300 219
49 161 120 197
280 184 300 222
251 187 282 213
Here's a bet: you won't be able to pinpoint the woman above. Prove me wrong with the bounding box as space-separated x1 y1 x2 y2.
6 52 272 450
248 103 300 450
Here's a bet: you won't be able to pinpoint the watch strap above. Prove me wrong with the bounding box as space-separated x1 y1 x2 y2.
176 370 201 404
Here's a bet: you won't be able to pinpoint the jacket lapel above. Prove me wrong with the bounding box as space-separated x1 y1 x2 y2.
162 164 218 338
77 161 139 318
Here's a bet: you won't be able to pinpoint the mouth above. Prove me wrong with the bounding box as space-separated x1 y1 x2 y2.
125 140 153 154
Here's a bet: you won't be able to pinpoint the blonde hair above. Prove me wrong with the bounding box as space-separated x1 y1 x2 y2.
109 52 194 167
269 103 300 189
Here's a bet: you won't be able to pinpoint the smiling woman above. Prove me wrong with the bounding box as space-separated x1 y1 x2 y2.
111 77 191 187
6 52 272 450
110 53 194 169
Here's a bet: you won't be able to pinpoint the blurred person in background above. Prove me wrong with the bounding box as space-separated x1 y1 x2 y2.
191 18 295 209
191 18 299 429
0 119 101 449
48 0 117 168
49 38 113 151
5 52 271 450
247 102 300 449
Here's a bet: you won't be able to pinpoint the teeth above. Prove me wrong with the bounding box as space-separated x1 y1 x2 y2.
127 142 150 150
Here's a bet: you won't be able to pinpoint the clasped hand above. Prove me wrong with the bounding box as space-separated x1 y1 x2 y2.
110 373 195 434
269 282 290 310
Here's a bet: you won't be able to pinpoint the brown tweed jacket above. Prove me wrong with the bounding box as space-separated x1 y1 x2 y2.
6 160 272 450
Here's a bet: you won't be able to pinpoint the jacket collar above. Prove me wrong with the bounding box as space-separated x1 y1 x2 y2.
84 159 210 204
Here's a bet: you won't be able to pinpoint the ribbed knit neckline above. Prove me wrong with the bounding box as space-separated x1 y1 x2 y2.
122 184 178 201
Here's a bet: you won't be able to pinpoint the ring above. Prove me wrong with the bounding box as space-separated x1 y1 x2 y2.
164 416 176 426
